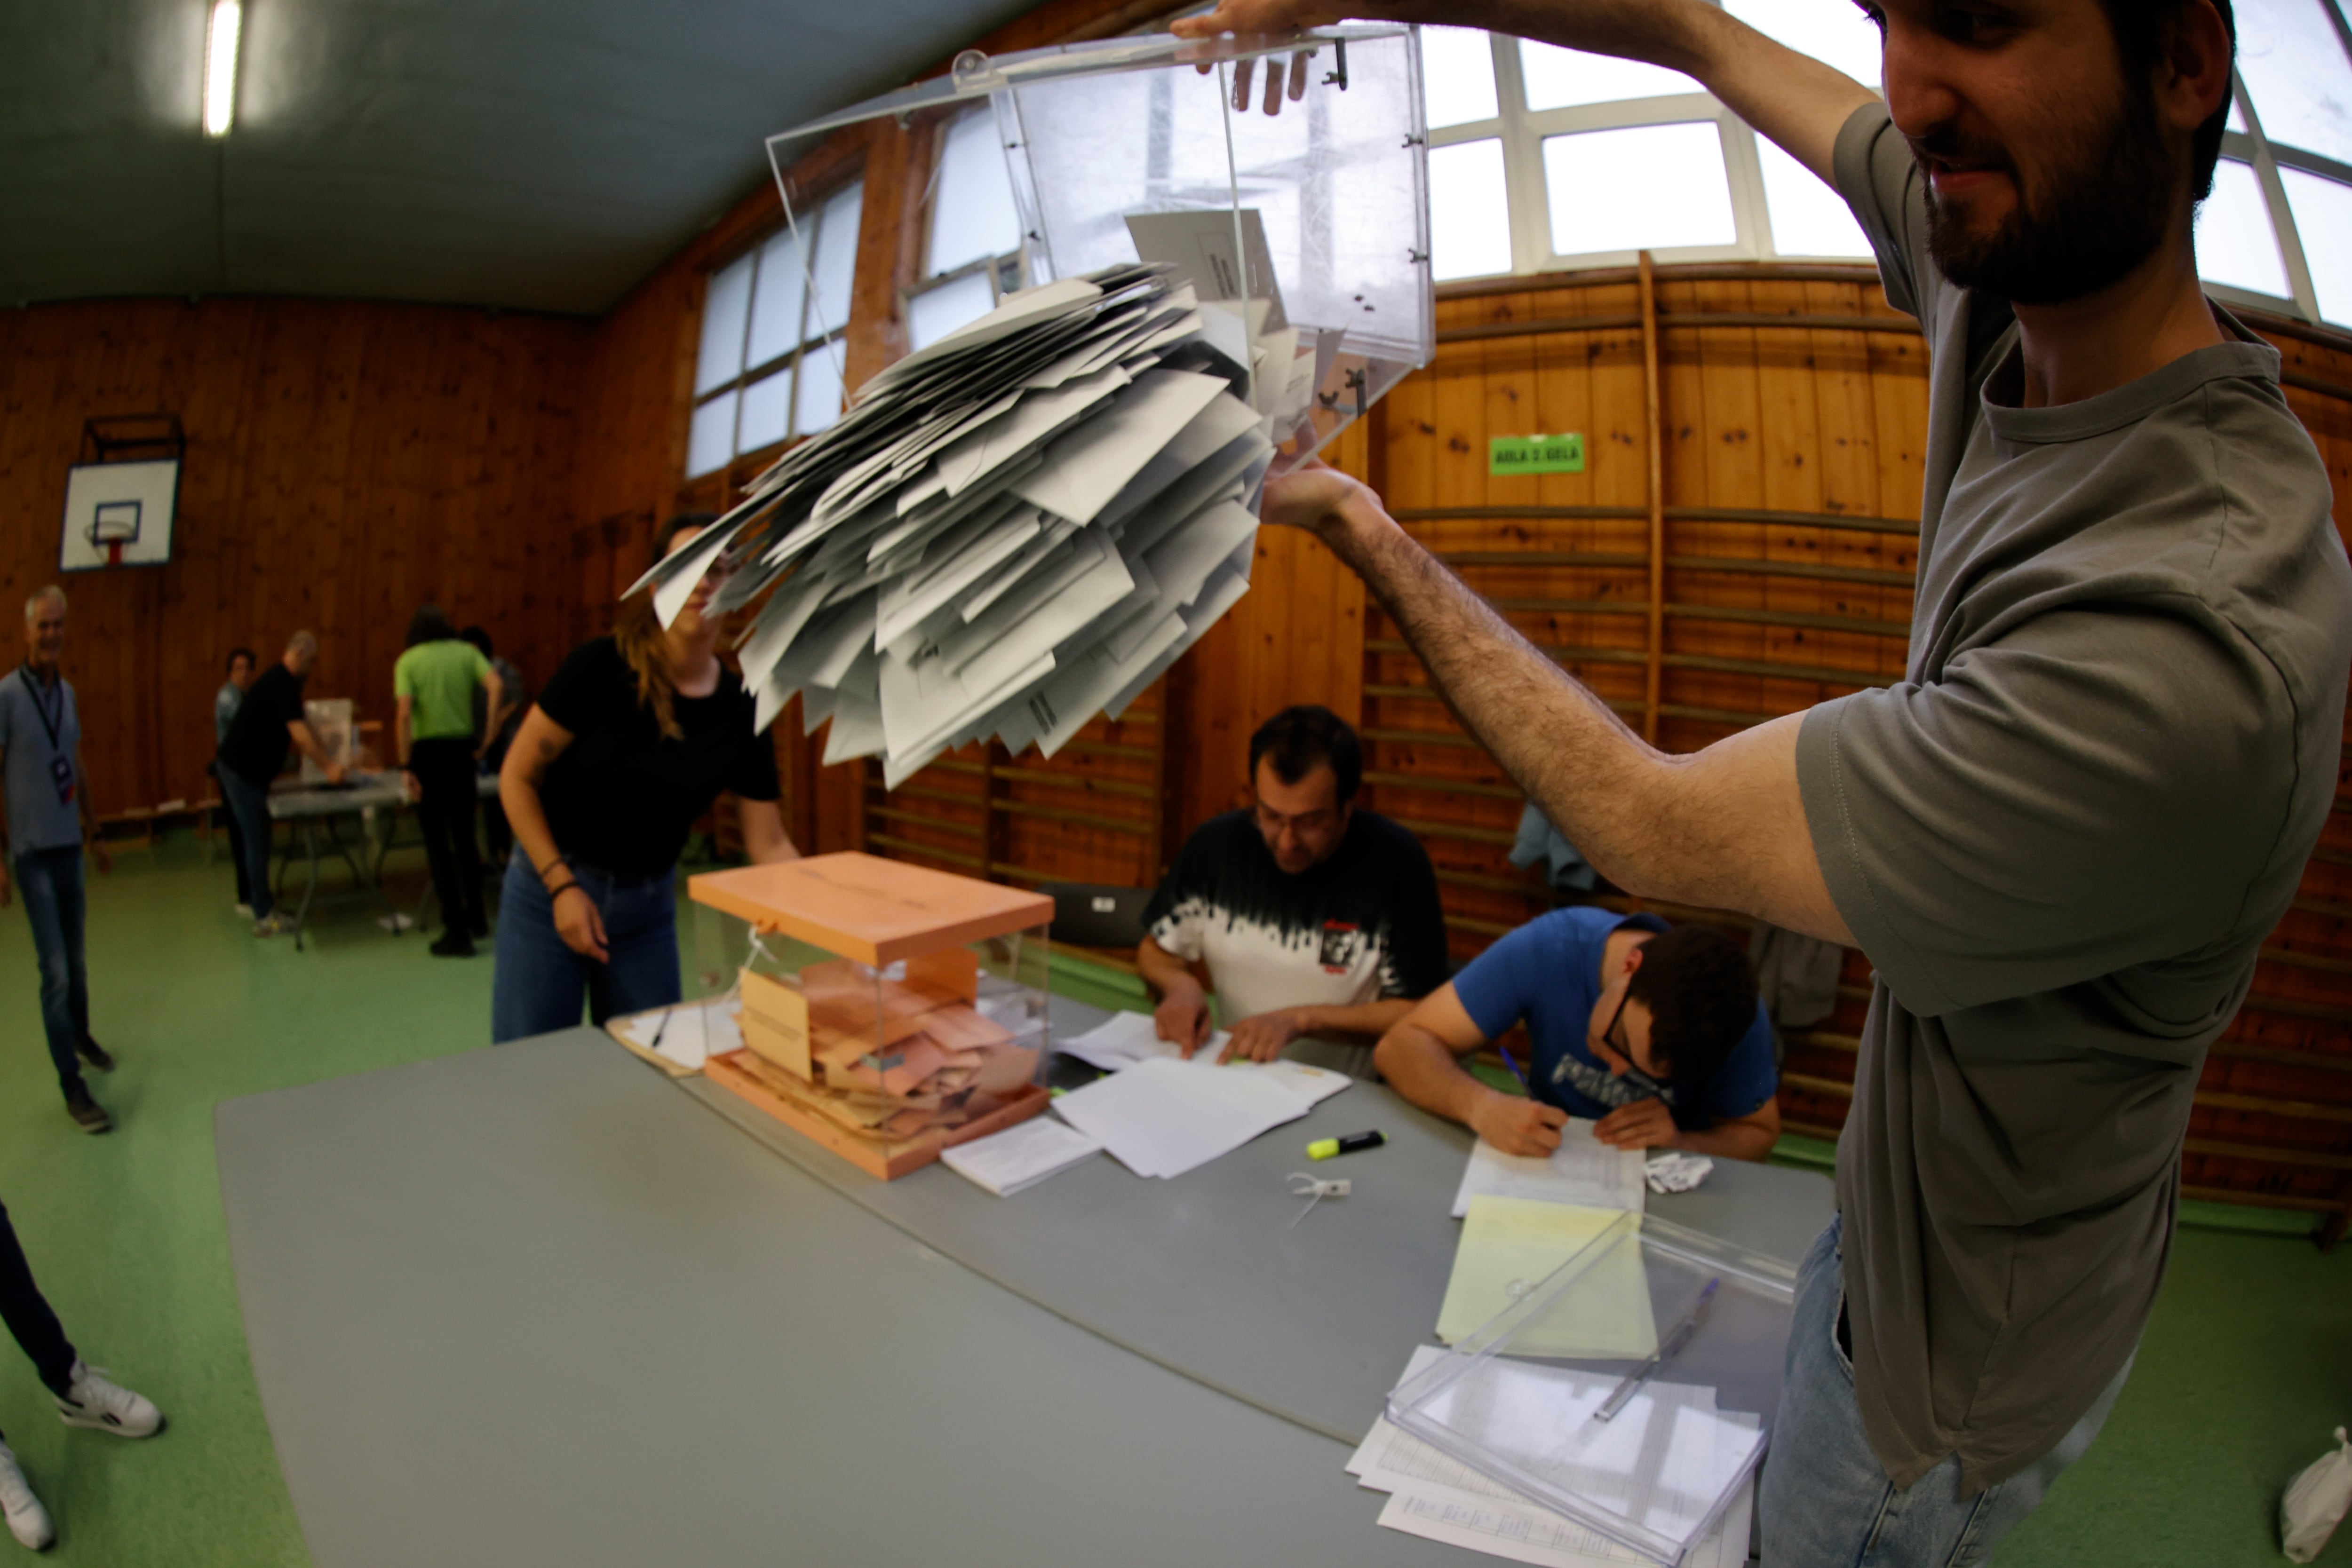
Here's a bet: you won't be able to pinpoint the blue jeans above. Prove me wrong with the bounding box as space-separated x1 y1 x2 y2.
14 847 89 1102
1759 1216 2133 1567
218 767 278 920
490 854 680 1044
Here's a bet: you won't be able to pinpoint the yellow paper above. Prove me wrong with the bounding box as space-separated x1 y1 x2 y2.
1434 1197 1658 1360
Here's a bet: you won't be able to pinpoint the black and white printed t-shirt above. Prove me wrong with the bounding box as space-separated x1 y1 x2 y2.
1143 809 1451 1022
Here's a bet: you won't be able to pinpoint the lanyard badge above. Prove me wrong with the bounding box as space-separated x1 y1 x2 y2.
19 668 73 807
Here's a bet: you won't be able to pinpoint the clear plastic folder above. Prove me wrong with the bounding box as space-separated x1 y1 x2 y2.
1386 1212 1797 1568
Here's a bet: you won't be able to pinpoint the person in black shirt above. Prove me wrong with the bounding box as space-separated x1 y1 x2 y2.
215 632 344 936
492 514 798 1043
1138 706 1449 1065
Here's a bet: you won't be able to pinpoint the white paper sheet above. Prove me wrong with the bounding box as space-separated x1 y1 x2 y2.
1451 1122 1648 1219
938 1117 1104 1196
612 998 743 1072
1054 1012 1351 1106
1048 1055 1316 1179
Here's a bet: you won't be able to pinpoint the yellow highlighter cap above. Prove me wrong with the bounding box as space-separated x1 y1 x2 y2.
1306 1137 1340 1161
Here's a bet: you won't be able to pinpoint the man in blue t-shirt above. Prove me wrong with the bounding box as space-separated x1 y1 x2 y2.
1374 906 1780 1161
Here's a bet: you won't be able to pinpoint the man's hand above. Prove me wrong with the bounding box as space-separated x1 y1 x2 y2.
88 839 112 876
325 760 348 786
1222 1007 1307 1062
1154 976 1213 1054
401 769 421 802
1258 459 1372 536
551 885 609 962
1469 1090 1569 1157
1594 1097 1678 1152
1170 0 1354 39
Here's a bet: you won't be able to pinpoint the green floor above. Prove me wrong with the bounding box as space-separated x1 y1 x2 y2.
0 836 2342 1566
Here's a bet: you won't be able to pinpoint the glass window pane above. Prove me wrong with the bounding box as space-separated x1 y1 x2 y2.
1758 137 1872 256
1722 0 1883 86
686 391 738 479
737 366 793 454
795 341 846 436
1519 39 1699 110
746 227 810 372
1429 138 1515 279
2280 165 2352 321
2198 158 2291 296
908 270 998 350
693 252 753 396
2228 94 2247 134
1423 26 1500 128
808 182 866 340
927 111 1022 278
1542 122 1736 255
2236 0 2352 163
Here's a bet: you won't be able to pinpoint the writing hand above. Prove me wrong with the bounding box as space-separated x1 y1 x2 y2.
1594 1097 1678 1152
1470 1092 1568 1157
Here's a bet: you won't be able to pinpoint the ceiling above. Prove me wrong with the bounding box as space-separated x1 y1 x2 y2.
0 0 1038 316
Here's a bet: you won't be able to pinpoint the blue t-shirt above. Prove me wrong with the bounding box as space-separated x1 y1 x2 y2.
1452 907 1776 1129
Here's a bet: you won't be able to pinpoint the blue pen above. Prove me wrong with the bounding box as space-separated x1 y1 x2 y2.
1495 1040 1533 1094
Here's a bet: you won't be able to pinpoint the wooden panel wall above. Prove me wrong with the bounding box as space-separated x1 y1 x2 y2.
1369 260 2352 1236
0 297 592 819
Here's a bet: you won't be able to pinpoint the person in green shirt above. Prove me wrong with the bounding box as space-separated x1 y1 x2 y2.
394 605 504 957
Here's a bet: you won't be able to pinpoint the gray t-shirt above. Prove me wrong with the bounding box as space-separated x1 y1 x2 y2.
0 666 86 855
1810 104 2352 1493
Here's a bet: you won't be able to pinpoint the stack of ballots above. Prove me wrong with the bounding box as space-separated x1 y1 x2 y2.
634 257 1280 786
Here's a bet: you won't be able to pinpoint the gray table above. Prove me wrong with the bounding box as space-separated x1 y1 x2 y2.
684 995 1836 1442
217 1032 1475 1568
265 773 408 949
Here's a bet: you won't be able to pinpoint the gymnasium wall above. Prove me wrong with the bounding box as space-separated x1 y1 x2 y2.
0 296 592 820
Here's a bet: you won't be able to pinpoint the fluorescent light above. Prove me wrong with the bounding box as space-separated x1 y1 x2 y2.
203 0 242 138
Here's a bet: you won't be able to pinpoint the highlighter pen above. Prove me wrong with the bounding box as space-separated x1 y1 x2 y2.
1307 1130 1386 1161
1495 1041 1533 1094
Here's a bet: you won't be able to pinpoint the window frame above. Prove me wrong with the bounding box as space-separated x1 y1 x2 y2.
900 104 1029 353
687 173 866 481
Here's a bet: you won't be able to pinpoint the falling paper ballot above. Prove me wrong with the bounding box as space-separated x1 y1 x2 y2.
635 265 1282 784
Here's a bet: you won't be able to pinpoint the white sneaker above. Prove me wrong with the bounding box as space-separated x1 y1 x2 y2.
252 914 292 938
234 902 253 918
53 1362 162 1438
0 1443 52 1550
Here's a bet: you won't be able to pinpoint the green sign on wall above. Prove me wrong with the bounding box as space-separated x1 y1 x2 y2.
1489 432 1586 476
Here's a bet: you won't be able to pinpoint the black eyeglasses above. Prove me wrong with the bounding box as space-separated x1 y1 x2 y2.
1599 990 1632 1058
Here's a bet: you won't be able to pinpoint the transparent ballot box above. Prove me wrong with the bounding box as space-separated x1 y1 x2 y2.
689 852 1054 1180
769 24 1432 470
1387 1213 1798 1567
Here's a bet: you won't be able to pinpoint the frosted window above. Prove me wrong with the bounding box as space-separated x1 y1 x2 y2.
2281 165 2352 322
2228 94 2248 134
1723 0 1883 86
746 228 810 372
1423 26 1500 128
686 390 737 479
909 270 997 350
2198 159 2292 296
737 367 793 453
694 253 752 395
1430 138 1515 279
1758 137 1871 256
927 110 1022 278
1543 122 1736 255
2236 0 2352 163
796 342 846 435
1520 40 1699 110
809 183 865 337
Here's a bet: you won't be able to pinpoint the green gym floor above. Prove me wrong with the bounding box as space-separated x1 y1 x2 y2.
0 836 2343 1567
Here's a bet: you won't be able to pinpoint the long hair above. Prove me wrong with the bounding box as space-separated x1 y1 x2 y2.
406 603 457 649
611 512 716 742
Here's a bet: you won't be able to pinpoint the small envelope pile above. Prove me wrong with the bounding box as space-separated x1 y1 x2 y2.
638 261 1281 786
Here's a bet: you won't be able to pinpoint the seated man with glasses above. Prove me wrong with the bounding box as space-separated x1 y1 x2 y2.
1138 705 1449 1066
1375 908 1780 1161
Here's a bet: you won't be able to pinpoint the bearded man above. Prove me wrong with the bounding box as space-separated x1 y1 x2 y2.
1178 0 2351 1561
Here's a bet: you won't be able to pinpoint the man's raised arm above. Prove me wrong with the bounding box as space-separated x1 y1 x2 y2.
1173 0 1880 182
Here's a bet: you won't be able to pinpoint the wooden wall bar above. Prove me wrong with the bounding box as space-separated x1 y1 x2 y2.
1370 260 2352 1235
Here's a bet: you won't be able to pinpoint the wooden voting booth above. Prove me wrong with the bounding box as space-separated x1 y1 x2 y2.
693 852 1055 1179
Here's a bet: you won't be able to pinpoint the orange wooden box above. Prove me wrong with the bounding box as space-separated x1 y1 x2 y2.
703 1050 1050 1181
687 851 1053 964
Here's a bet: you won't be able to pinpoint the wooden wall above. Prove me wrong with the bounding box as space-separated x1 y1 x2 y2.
0 297 592 819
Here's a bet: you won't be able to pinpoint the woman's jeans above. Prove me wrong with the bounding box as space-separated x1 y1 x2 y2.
490 853 679 1043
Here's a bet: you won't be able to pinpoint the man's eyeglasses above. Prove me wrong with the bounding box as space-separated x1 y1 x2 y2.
1599 989 1633 1061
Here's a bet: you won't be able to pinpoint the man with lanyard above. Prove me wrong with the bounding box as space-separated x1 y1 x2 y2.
0 588 116 1134
1181 0 2351 1559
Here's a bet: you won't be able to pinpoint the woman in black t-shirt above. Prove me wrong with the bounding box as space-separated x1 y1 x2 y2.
491 514 798 1042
